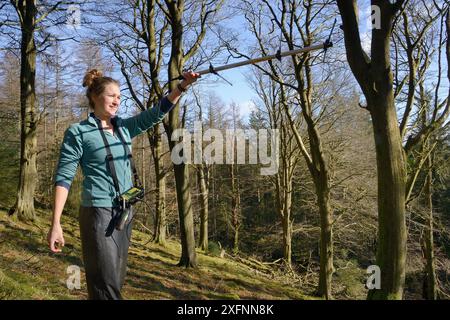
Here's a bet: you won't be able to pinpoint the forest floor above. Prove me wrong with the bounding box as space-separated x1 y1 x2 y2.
0 209 314 300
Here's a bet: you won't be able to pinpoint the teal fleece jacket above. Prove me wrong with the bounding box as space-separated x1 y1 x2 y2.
54 97 173 207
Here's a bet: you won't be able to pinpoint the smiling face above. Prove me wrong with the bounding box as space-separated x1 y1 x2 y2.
92 83 121 119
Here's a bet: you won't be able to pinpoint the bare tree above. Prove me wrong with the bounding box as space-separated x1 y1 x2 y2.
149 123 169 245
236 0 337 298
249 71 301 268
192 89 210 252
337 0 449 299
4 0 91 220
0 51 21 207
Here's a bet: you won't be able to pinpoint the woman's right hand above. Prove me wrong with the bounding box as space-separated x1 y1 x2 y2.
47 223 65 253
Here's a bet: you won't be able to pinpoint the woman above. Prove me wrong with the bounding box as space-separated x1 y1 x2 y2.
47 69 199 300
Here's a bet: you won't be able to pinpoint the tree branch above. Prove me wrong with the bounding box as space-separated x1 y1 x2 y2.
336 0 370 92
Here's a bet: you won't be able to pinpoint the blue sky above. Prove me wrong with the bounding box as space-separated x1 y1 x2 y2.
33 0 447 124
206 0 373 120
193 65 257 119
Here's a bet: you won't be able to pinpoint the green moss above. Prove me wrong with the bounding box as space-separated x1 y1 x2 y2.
0 267 63 300
207 241 222 257
334 259 367 299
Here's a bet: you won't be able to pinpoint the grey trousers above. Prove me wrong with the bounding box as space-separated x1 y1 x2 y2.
78 206 133 300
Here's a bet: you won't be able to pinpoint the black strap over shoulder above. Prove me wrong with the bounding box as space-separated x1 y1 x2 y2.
95 117 142 198
114 120 142 188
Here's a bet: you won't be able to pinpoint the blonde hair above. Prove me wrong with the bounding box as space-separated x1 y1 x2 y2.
82 69 119 109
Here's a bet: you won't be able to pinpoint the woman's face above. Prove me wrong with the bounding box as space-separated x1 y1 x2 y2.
92 83 121 119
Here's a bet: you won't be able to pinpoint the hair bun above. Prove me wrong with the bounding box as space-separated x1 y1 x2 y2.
82 69 103 88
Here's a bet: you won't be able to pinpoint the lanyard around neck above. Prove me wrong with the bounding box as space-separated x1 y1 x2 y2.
95 117 143 196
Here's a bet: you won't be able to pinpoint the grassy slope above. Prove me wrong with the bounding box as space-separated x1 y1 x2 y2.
0 209 313 300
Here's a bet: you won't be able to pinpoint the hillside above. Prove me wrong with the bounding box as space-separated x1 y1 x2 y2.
0 209 313 300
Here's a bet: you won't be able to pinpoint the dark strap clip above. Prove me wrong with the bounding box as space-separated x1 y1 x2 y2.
275 49 282 61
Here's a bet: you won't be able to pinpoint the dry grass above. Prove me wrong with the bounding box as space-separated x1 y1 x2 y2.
0 209 313 300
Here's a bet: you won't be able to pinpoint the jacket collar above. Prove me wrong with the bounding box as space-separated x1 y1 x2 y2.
87 112 118 127
87 112 98 127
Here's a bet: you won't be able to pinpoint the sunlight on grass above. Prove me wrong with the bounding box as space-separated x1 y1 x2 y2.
0 209 313 300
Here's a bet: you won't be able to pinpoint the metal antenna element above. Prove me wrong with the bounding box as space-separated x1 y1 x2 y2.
323 18 337 62
170 32 335 82
208 63 233 86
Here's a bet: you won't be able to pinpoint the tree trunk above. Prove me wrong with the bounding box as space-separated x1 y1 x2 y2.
280 78 334 298
141 133 147 219
53 42 60 172
317 180 333 299
230 163 241 255
337 0 408 299
148 127 167 245
276 124 294 267
282 208 292 266
154 173 167 244
165 74 197 267
43 63 50 199
9 1 38 221
212 166 217 239
367 96 407 300
197 165 209 252
297 77 334 299
171 160 197 267
423 153 437 299
165 108 197 267
304 122 334 299
163 1 197 268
